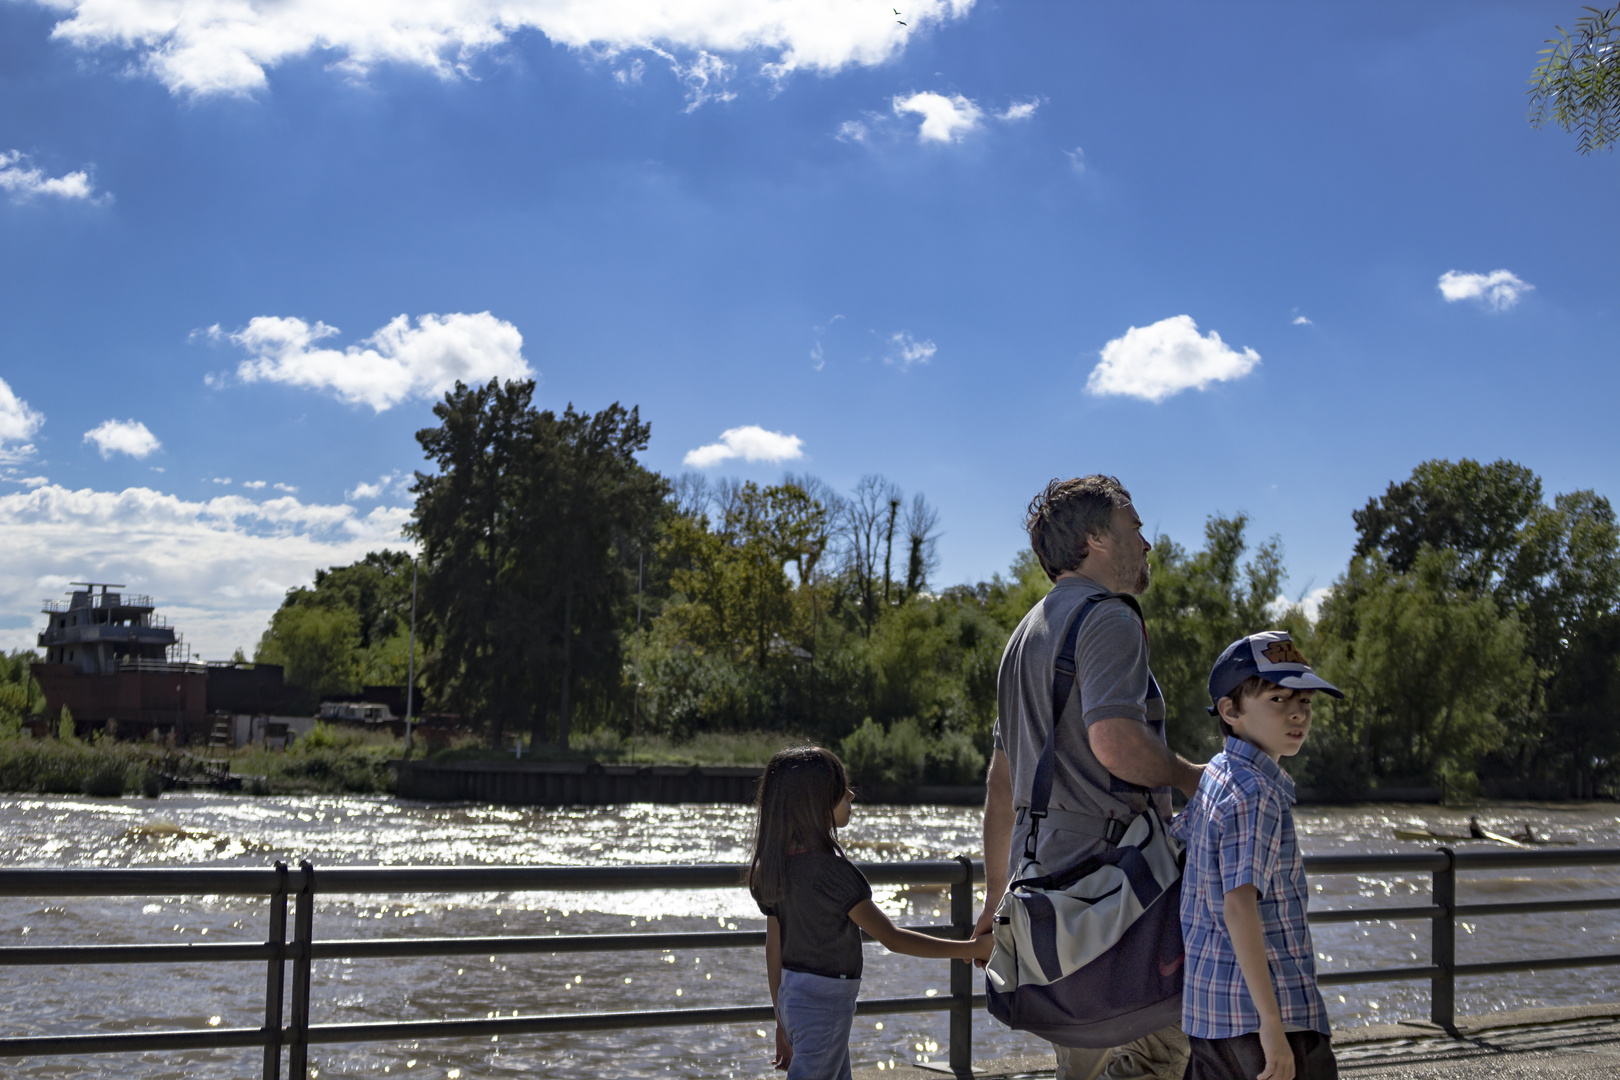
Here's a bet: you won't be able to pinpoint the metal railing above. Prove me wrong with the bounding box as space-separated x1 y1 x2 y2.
0 849 1615 1077
0 859 984 1078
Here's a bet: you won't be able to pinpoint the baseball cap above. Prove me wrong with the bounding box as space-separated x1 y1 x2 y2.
1206 630 1343 714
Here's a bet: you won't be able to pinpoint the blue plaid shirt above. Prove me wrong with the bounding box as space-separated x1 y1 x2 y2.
1171 736 1329 1039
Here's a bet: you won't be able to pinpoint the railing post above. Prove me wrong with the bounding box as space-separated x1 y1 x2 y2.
288 860 316 1079
262 861 289 1080
1431 847 1456 1032
949 855 974 1078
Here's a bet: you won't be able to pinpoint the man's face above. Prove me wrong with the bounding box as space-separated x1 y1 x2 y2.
1105 504 1152 595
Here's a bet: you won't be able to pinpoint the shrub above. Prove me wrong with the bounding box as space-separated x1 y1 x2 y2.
81 759 127 798
841 717 927 797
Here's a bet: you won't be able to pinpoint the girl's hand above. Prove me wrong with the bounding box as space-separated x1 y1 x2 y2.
1255 1019 1294 1080
773 1024 792 1070
966 933 995 963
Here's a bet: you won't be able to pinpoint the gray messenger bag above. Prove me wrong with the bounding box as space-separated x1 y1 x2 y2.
984 592 1185 1048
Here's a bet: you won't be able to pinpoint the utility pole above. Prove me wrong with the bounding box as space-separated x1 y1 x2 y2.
630 550 642 764
404 559 418 755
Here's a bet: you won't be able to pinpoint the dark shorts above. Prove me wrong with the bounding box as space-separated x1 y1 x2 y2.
1184 1030 1337 1080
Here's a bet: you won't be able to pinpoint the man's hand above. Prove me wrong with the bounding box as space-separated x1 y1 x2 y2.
773 1024 792 1070
971 903 998 968
978 749 1013 967
1256 1018 1294 1080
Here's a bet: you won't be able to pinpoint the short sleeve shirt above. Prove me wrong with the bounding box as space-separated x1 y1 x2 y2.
991 576 1171 877
756 852 873 979
1171 736 1328 1039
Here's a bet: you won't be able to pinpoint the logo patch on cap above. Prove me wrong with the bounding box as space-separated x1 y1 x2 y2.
1261 639 1308 666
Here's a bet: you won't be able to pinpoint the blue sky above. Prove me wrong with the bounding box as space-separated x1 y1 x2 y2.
1 0 1616 657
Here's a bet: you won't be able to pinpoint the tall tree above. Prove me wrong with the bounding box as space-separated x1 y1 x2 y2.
413 380 665 748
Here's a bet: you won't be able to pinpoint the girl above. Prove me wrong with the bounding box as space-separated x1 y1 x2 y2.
747 746 993 1079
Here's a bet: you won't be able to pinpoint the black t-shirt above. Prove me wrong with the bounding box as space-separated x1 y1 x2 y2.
757 852 873 979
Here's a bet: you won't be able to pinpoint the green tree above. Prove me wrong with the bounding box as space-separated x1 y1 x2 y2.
1141 514 1286 760
413 379 666 748
1529 5 1620 154
255 605 362 700
1312 550 1530 785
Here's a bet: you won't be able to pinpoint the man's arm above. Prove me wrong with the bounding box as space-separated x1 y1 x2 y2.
973 748 1013 947
1089 716 1203 797
1224 884 1294 1080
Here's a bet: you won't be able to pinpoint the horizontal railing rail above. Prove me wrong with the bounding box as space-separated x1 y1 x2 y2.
0 848 1614 1076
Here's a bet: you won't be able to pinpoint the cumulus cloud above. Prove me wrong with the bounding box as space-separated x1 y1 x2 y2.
32 0 977 99
1437 269 1534 311
1268 586 1332 624
242 480 266 489
222 311 532 412
0 151 99 202
683 425 804 468
347 471 408 501
1087 315 1260 403
886 332 936 370
1292 315 1313 326
0 378 44 459
893 91 983 142
83 419 161 460
0 483 411 656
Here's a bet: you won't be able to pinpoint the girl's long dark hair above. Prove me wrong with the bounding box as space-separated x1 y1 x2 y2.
746 747 849 907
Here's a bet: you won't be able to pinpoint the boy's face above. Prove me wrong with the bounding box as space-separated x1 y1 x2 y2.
1221 686 1315 760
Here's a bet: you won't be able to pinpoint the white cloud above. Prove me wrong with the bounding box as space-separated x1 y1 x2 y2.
0 377 44 455
1087 315 1260 403
347 471 404 501
683 425 804 468
1065 146 1086 174
1292 315 1313 326
1268 586 1332 624
886 331 936 370
242 480 266 489
893 91 983 143
83 419 161 460
33 0 977 99
1437 269 1534 311
0 483 411 657
836 119 871 143
17 477 48 488
224 311 532 412
0 150 99 202
998 98 1039 121
273 482 298 493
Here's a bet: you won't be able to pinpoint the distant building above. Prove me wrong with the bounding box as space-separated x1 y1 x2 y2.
32 583 207 740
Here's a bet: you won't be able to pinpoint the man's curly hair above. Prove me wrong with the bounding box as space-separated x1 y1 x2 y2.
1024 475 1133 582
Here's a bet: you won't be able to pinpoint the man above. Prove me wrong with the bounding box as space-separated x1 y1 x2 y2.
976 475 1203 1080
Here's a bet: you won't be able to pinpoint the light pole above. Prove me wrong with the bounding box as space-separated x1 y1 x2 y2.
404 559 418 755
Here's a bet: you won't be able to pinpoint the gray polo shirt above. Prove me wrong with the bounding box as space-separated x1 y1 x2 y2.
991 575 1172 878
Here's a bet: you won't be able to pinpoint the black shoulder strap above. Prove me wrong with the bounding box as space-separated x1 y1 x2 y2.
1023 590 1143 862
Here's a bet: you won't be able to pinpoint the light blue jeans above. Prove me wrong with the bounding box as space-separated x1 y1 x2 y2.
778 969 860 1080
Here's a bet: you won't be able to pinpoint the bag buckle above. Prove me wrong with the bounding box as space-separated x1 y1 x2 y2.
1022 808 1046 861
1104 818 1127 846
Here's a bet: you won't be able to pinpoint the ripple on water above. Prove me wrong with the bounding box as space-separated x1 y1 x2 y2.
0 795 1617 1077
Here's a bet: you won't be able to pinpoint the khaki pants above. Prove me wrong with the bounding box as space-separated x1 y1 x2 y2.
1053 1024 1190 1080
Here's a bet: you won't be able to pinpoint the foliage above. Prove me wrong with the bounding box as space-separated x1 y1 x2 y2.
0 651 44 731
1141 514 1286 760
1529 4 1620 154
256 604 362 700
413 379 668 748
1309 549 1531 784
839 717 983 797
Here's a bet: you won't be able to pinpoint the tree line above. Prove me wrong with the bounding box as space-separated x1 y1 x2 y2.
249 379 1620 796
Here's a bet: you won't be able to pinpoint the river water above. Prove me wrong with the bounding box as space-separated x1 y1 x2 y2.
0 795 1617 1079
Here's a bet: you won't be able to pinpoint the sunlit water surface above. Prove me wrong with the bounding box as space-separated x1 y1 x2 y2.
0 795 1617 1078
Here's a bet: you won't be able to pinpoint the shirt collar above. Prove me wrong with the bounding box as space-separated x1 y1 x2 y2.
1223 735 1296 803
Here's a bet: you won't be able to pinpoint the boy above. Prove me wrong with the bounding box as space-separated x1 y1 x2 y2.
1172 631 1342 1080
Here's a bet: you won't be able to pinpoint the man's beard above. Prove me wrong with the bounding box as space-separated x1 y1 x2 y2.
1132 563 1151 594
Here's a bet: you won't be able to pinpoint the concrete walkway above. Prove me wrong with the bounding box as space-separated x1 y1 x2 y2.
832 1004 1620 1080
